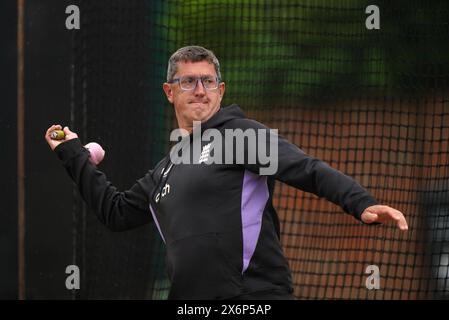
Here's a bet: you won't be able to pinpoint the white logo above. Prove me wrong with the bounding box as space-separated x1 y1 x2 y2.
155 183 171 203
163 163 173 177
199 143 212 164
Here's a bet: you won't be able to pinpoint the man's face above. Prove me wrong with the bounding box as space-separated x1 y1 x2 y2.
163 60 225 132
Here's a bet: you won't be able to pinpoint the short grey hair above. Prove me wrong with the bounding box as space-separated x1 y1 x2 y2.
166 45 222 82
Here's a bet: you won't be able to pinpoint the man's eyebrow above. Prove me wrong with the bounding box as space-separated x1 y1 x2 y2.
177 74 215 78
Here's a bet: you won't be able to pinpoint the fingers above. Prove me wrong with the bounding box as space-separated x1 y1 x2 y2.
380 207 408 231
391 209 408 231
45 124 62 144
45 124 62 137
362 205 409 231
46 124 79 152
378 206 409 231
45 124 63 151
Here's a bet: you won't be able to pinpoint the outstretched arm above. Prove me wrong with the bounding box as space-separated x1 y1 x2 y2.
236 119 408 231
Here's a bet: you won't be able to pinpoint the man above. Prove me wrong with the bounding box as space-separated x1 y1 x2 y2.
45 45 408 300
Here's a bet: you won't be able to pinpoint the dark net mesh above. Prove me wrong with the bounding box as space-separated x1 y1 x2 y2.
71 0 449 299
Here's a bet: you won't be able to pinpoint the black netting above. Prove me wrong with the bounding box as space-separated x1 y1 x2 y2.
71 0 449 299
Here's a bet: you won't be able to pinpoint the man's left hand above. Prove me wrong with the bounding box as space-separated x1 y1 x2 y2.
361 205 408 231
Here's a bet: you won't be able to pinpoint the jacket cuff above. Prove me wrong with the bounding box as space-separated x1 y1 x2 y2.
354 197 380 224
54 138 86 162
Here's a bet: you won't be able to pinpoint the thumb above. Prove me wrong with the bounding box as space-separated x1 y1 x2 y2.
63 126 72 135
361 211 378 224
63 126 78 140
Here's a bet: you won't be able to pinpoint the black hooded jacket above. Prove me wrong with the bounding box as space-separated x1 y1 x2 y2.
55 104 378 299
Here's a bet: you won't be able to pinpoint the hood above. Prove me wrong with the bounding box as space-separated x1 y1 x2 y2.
201 104 246 131
171 104 246 150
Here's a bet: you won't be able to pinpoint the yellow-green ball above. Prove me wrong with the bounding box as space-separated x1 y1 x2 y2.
50 130 65 140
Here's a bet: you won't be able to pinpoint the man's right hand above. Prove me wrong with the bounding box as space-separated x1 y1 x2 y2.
45 124 79 151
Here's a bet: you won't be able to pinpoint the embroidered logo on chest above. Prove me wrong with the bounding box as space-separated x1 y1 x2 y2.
199 143 212 164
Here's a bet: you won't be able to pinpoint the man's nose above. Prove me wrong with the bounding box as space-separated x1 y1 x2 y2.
193 79 206 95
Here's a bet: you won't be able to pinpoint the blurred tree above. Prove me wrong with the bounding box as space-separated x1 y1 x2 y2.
162 0 449 108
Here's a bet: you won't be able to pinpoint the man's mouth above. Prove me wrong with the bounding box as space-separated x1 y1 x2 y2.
189 101 208 104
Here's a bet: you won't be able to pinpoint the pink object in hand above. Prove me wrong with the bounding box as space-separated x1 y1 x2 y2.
84 142 105 165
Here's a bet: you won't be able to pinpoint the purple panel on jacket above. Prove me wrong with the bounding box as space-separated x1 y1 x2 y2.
241 170 269 274
150 204 166 244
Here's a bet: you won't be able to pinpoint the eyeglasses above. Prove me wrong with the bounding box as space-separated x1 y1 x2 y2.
168 76 220 91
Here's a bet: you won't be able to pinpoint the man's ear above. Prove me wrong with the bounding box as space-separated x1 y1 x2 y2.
163 83 174 104
218 82 226 101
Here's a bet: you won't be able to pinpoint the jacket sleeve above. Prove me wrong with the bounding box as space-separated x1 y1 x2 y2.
54 138 154 231
236 119 379 221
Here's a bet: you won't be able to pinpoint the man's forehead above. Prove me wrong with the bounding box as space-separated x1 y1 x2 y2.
176 60 216 75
